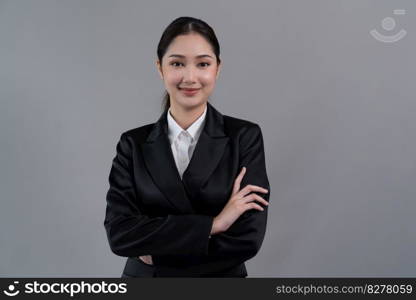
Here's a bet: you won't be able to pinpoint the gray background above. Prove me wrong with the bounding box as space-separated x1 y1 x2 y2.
1 0 415 277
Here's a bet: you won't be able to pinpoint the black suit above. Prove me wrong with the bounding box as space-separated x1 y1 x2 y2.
104 102 270 277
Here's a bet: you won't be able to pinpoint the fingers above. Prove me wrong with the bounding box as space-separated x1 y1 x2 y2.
238 184 269 198
242 193 269 207
232 167 246 195
247 202 265 212
138 255 153 265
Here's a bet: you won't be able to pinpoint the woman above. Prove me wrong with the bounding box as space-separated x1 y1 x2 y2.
104 16 270 277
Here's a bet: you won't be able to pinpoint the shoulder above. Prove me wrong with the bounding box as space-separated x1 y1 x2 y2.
222 113 263 138
117 123 155 145
221 113 266 154
116 110 264 143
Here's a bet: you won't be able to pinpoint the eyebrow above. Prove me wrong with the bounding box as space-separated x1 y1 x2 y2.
168 54 214 59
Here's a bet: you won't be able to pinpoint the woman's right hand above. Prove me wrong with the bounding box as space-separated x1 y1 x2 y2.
211 167 269 235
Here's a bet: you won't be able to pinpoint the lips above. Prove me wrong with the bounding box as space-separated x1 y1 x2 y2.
179 87 200 96
179 88 200 91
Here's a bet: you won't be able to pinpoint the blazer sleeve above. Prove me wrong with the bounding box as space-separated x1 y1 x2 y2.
104 133 214 258
206 124 270 265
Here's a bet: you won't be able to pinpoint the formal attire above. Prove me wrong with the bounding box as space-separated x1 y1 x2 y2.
167 105 207 179
104 102 270 277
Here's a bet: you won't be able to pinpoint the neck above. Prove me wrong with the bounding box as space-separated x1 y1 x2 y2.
169 102 207 130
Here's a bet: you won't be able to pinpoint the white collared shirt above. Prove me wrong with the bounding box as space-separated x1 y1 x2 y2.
167 105 207 179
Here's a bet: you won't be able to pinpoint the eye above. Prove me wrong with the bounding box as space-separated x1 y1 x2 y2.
199 62 210 67
170 62 184 67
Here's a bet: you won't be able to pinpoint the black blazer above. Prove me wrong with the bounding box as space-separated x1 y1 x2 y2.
104 102 270 277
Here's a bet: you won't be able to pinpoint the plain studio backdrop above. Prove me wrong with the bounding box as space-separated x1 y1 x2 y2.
0 0 415 277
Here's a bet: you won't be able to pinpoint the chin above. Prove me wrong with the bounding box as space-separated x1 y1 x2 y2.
176 97 207 109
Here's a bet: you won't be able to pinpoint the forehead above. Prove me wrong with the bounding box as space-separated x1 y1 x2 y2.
165 33 214 57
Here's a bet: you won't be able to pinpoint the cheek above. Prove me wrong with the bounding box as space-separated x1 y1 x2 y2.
165 73 182 87
200 71 217 86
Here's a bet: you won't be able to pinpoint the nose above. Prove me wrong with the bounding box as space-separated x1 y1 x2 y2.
183 65 196 83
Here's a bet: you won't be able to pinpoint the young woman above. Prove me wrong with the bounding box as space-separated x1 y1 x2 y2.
104 16 270 277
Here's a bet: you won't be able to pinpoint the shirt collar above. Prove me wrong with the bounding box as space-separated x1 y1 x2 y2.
167 105 207 143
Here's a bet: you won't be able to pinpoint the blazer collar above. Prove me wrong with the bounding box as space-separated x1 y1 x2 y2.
141 102 229 213
167 104 207 143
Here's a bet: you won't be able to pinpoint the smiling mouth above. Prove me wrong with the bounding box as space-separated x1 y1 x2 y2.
179 88 200 91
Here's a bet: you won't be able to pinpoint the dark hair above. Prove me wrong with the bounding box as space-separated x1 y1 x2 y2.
157 16 221 112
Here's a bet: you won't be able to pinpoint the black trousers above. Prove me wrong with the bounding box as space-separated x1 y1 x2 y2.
121 257 247 278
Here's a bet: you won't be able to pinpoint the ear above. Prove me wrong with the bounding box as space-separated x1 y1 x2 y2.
216 61 222 80
156 59 163 79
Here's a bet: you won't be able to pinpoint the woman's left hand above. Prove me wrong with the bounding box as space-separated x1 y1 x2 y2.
138 255 153 265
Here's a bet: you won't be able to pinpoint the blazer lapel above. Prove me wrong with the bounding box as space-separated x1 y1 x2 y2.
141 102 229 214
182 103 229 201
